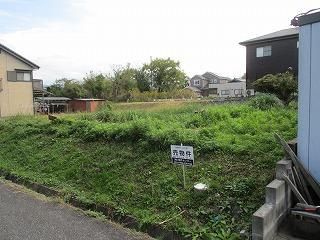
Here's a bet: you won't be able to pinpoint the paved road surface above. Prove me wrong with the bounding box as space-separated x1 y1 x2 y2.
0 181 151 240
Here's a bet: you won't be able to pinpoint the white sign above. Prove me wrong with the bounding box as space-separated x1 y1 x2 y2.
171 145 194 166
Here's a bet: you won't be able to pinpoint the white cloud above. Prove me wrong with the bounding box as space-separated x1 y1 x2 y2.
0 9 11 17
0 0 319 84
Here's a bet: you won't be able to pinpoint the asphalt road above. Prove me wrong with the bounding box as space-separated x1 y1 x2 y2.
0 181 151 240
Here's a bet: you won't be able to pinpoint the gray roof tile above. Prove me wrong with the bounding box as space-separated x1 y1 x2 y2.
239 28 299 46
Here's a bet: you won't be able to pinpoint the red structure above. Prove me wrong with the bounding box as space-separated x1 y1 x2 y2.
68 99 105 112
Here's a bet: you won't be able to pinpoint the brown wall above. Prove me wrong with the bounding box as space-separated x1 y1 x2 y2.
69 100 105 112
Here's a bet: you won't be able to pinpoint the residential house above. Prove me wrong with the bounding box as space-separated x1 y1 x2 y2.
0 43 39 117
188 72 246 97
240 28 299 88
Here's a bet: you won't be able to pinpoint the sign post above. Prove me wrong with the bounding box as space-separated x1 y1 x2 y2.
171 144 194 189
182 164 186 189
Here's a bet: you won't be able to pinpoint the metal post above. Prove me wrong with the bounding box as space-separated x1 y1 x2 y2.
181 143 186 189
182 164 186 189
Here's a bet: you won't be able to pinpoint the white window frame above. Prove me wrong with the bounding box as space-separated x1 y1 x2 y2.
234 89 243 95
221 90 230 95
17 72 31 81
256 46 272 57
193 79 200 86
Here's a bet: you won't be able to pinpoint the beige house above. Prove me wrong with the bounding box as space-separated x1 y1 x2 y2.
0 43 39 117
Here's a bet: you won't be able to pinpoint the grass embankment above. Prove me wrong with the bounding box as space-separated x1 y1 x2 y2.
0 100 297 239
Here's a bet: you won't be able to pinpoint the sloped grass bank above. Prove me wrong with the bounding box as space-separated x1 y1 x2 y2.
0 102 296 239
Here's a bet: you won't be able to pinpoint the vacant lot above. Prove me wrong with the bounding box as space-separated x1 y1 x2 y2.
0 100 296 239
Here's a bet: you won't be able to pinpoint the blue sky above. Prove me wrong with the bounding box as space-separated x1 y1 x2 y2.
0 0 319 84
0 0 78 32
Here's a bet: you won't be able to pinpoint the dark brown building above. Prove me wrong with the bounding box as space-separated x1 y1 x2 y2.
240 28 299 88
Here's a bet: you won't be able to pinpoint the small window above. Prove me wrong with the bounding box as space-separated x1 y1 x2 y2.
234 89 243 95
213 79 218 83
209 88 217 94
17 72 31 81
256 46 272 57
221 90 230 95
193 79 200 86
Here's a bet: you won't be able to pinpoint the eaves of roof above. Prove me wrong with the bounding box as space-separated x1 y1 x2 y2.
239 28 299 46
0 43 40 69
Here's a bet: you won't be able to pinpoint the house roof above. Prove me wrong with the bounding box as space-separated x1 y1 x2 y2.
228 78 245 83
0 43 40 69
191 74 206 80
202 72 231 81
73 98 105 101
239 28 299 46
185 86 201 92
35 97 70 101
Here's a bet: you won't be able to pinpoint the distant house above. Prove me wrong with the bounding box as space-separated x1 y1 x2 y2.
240 28 299 88
0 43 39 117
188 72 246 97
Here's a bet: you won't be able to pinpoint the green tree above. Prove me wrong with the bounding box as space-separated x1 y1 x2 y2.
135 68 150 92
253 71 297 105
47 78 85 99
83 72 112 99
111 64 137 100
142 58 187 92
46 81 64 96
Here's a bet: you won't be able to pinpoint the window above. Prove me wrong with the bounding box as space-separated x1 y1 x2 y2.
193 79 200 86
17 72 31 81
221 90 230 95
234 89 243 95
213 79 218 83
209 88 217 94
256 46 272 57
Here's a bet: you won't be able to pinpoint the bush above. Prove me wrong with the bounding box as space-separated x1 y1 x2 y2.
247 94 283 110
253 71 297 105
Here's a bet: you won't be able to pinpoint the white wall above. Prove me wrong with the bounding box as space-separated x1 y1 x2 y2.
209 81 246 97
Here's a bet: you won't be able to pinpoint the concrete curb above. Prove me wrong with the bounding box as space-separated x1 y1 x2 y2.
252 159 292 240
0 168 185 240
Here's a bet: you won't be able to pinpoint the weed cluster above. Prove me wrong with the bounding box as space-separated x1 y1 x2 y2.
0 100 297 239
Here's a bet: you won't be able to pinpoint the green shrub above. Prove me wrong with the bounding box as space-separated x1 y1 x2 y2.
247 94 283 110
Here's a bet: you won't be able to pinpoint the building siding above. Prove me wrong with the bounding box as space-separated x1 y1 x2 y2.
0 51 34 117
298 21 320 181
245 37 298 88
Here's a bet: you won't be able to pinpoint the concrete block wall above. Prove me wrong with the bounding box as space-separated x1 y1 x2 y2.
252 159 292 240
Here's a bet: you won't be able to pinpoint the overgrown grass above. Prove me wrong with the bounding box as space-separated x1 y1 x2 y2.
0 99 297 239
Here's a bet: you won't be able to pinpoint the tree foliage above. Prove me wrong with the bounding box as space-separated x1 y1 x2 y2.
47 78 85 99
111 65 137 101
252 72 297 105
46 58 188 101
83 72 111 99
142 58 187 92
